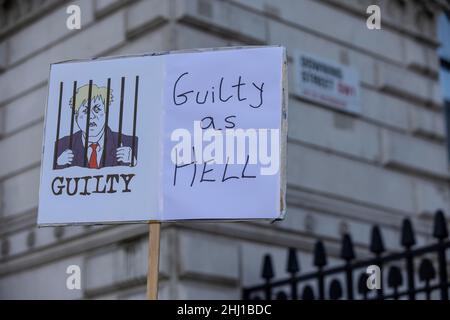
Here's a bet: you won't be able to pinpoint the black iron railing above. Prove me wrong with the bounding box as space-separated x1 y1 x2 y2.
242 210 450 300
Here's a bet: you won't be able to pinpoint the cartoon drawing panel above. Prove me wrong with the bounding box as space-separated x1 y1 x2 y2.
53 78 139 170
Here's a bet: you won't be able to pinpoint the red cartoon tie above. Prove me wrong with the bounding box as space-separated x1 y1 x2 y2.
88 143 98 169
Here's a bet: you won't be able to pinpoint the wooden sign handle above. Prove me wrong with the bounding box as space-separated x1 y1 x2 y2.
146 221 161 300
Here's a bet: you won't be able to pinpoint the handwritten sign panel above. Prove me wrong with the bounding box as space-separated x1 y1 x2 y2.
38 46 287 225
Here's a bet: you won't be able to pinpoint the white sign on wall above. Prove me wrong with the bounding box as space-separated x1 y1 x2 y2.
37 46 287 225
294 51 360 114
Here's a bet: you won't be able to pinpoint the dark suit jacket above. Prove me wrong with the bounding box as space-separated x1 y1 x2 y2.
54 127 138 169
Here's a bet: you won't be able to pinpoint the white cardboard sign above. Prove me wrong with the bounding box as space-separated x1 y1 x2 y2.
37 46 287 225
294 51 360 114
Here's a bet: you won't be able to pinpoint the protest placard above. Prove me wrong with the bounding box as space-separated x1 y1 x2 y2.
39 46 287 225
38 46 288 298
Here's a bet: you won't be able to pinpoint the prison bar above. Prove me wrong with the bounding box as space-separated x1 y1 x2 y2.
83 80 93 167
118 77 125 148
69 81 77 149
102 78 111 168
53 82 63 169
131 76 139 167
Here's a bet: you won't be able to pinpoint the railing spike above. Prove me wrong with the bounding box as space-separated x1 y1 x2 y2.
433 210 448 240
401 218 416 248
276 291 288 300
313 240 327 267
387 266 403 288
261 254 274 280
387 266 403 300
329 279 343 300
369 225 385 254
340 234 355 261
287 247 300 274
357 272 369 296
419 258 436 282
302 285 315 300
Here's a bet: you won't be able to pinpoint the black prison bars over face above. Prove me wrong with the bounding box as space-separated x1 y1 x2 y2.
131 76 139 167
53 77 139 169
83 80 93 167
117 76 125 148
69 81 77 149
102 78 111 168
53 82 64 169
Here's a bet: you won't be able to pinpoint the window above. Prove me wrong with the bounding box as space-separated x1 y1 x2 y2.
438 13 450 159
439 13 450 98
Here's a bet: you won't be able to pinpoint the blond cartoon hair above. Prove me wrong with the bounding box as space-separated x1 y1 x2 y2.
70 84 113 113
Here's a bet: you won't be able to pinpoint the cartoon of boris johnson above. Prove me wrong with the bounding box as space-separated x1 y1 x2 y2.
54 83 138 169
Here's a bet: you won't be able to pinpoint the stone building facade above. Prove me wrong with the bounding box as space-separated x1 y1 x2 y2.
0 0 449 299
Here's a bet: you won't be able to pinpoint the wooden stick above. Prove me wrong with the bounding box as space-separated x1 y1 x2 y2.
147 222 161 300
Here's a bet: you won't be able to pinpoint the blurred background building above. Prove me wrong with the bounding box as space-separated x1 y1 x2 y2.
0 0 449 299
